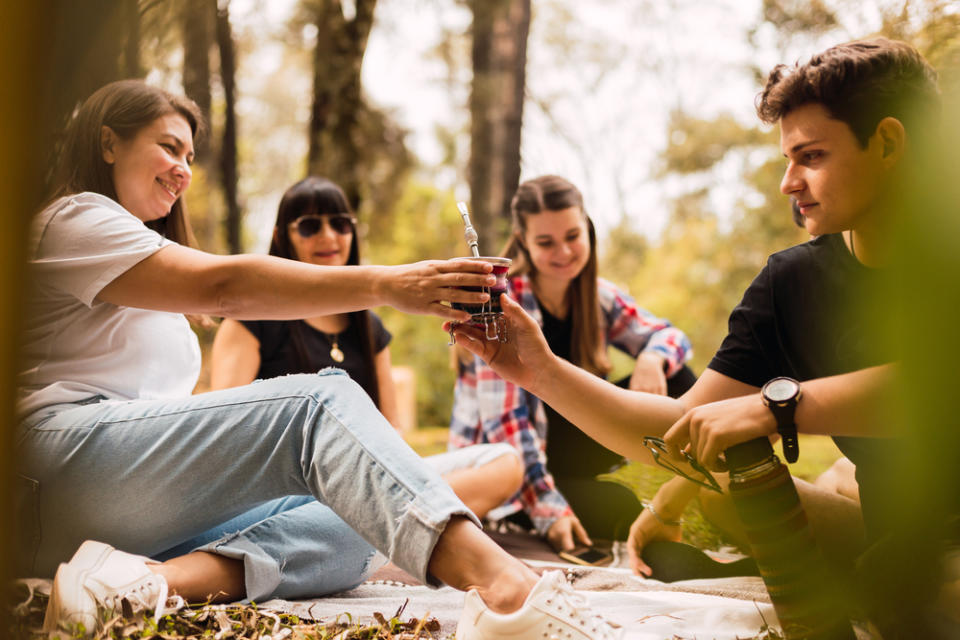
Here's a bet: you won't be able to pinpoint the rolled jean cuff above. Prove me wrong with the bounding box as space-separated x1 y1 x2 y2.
199 533 388 602
393 483 481 587
199 536 283 602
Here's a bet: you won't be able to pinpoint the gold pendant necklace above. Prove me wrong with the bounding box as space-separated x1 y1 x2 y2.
326 332 345 363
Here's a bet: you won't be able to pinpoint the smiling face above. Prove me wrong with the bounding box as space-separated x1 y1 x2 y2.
779 103 889 237
288 214 354 267
522 207 591 285
102 113 194 222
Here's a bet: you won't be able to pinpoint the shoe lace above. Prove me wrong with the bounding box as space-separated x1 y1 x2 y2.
545 574 621 639
102 575 185 624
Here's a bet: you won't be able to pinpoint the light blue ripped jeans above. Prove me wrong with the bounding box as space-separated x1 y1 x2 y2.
15 370 484 601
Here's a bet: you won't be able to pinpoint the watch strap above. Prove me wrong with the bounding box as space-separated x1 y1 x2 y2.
767 401 800 463
778 423 799 463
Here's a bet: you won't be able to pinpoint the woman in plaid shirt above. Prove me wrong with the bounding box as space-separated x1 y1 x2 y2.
450 175 694 551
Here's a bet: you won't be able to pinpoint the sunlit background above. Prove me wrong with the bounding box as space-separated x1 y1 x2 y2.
2 2 959 630
6 0 960 428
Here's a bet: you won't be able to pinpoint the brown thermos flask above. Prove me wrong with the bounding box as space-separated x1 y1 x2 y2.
725 437 856 640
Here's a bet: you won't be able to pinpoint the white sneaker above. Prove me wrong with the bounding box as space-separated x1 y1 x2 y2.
42 540 185 634
457 570 621 640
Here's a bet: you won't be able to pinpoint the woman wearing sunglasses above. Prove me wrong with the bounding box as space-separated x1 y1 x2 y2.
211 177 393 416
211 176 524 521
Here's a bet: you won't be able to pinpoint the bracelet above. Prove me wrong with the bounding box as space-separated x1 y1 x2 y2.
641 500 683 527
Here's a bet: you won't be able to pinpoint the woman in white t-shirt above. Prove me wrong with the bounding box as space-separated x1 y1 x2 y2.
19 80 614 640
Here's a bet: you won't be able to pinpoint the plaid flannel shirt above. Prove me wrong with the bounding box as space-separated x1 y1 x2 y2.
449 274 692 535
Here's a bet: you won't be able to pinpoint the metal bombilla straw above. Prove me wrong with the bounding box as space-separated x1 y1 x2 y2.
457 201 481 258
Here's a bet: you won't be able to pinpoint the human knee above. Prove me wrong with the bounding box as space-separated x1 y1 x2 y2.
501 450 525 491
815 457 859 502
489 449 524 500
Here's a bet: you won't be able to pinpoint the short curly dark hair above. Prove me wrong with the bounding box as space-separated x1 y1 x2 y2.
756 38 940 147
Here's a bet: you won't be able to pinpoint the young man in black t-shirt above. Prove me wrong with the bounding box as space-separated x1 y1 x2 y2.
451 37 953 634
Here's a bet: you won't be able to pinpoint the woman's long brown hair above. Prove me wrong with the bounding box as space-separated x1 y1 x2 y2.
270 176 380 408
48 79 204 247
502 175 610 377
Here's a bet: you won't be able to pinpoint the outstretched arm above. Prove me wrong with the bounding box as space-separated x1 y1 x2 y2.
97 244 496 321
451 294 756 461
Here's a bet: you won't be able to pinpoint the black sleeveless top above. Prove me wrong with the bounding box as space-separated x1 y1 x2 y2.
241 313 391 401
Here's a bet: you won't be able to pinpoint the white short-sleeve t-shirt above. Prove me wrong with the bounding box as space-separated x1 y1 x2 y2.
18 193 201 417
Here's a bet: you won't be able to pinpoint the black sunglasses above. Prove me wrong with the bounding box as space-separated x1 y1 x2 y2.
289 214 356 237
642 436 723 493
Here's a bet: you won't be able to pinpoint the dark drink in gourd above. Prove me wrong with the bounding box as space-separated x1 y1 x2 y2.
452 257 511 317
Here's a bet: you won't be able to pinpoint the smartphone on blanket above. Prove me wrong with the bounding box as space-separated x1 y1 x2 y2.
558 546 612 567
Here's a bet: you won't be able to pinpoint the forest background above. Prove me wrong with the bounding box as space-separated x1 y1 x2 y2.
1 2 959 631
6 0 959 429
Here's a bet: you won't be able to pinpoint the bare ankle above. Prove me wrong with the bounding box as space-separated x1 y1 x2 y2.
428 516 538 612
474 563 538 614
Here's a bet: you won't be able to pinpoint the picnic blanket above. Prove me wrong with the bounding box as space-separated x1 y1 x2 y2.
259 531 874 639
15 530 875 638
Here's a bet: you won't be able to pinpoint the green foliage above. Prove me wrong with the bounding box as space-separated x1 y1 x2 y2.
659 111 775 176
365 181 470 427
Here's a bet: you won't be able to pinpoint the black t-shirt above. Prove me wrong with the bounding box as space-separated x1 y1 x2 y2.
538 300 625 477
241 312 391 402
709 233 898 538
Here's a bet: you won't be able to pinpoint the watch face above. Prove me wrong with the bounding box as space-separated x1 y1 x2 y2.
765 378 799 402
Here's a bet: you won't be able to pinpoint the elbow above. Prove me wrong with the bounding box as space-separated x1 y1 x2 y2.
207 263 247 318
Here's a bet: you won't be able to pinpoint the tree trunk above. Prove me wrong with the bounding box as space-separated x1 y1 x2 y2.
468 0 530 255
122 0 142 78
216 0 242 254
181 0 218 252
39 0 129 191
182 0 214 154
306 0 377 211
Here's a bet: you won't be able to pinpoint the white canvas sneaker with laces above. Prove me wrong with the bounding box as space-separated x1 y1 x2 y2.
42 540 185 634
457 569 621 640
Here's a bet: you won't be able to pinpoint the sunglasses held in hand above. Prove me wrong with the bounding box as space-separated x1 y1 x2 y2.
289 214 356 238
642 436 723 493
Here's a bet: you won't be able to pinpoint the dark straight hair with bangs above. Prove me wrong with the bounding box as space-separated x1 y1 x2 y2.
502 175 610 378
49 79 204 247
270 176 380 408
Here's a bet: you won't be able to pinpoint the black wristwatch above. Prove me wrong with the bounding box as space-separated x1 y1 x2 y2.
761 377 802 463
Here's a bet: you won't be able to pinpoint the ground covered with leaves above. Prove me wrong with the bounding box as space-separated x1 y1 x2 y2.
10 589 445 640
9 586 791 640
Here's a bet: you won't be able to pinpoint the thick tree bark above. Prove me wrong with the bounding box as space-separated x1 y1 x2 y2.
122 0 142 78
39 0 129 191
182 0 214 155
468 0 530 255
307 0 377 211
216 0 242 254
